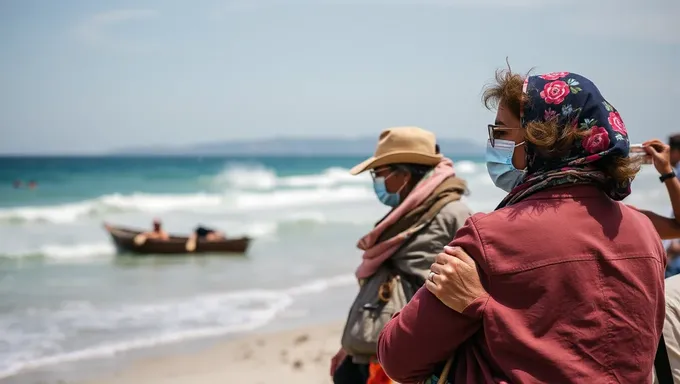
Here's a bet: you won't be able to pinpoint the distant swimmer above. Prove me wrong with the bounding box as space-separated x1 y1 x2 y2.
134 218 170 245
27 180 37 189
12 180 21 188
185 225 226 252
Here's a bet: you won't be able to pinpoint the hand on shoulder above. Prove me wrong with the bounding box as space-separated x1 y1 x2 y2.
426 246 489 313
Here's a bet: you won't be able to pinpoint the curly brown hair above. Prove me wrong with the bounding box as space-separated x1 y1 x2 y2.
481 67 640 185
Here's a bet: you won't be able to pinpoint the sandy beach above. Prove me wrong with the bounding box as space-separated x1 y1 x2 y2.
80 322 343 384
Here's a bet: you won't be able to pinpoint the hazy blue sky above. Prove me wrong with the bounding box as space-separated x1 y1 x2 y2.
1 0 678 154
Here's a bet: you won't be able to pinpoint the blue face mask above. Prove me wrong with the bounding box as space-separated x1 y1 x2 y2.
485 139 527 193
372 176 401 207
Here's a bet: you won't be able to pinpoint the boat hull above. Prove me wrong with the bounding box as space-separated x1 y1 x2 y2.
104 224 251 255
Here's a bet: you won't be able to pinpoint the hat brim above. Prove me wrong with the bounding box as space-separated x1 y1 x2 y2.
349 151 442 175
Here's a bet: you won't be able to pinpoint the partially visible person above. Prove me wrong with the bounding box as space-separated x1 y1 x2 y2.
653 273 680 383
193 225 225 241
331 127 472 384
662 134 680 269
12 180 21 189
627 139 680 277
185 225 226 251
138 218 170 241
642 139 680 381
377 71 665 383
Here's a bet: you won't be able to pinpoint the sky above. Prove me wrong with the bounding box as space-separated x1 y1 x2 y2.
0 0 678 154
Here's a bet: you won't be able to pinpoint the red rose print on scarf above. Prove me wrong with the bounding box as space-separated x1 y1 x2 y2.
540 81 570 105
539 72 570 81
581 126 611 154
498 72 633 208
608 111 627 135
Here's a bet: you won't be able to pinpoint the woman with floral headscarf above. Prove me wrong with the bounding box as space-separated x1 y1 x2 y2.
376 71 667 383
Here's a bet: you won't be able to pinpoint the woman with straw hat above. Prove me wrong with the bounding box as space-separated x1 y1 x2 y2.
331 126 473 384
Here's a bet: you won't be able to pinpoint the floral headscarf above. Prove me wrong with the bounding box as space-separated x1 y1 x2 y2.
497 72 631 209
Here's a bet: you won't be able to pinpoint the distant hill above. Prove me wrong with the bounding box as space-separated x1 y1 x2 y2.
113 136 485 157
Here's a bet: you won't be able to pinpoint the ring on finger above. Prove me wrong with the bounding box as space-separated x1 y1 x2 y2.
428 271 436 283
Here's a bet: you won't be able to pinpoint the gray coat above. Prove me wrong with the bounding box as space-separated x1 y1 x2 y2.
390 199 473 282
344 199 474 363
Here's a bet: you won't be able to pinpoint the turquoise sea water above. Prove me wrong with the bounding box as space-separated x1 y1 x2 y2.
0 156 375 208
0 155 669 381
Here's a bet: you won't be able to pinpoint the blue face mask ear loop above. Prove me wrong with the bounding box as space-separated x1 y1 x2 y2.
393 172 410 197
516 140 528 172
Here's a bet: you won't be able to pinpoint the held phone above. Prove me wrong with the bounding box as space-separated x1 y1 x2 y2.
629 144 653 165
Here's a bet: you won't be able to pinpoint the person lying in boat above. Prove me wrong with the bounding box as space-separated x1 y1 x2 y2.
194 225 225 241
185 225 226 252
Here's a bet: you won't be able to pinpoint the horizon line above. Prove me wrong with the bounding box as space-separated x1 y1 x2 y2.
2 136 486 156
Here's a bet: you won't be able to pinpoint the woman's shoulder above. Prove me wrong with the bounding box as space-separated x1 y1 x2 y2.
437 199 474 221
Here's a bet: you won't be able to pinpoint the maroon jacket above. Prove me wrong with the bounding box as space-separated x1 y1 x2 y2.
377 185 666 383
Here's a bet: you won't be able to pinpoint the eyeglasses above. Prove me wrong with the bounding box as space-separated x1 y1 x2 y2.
369 167 392 180
488 124 521 148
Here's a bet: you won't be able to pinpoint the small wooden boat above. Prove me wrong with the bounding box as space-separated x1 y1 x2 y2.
103 223 251 255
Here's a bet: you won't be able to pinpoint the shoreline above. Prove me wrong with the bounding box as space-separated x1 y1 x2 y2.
1 282 355 384
79 321 343 384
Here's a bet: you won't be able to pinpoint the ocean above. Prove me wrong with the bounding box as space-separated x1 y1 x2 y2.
0 155 670 382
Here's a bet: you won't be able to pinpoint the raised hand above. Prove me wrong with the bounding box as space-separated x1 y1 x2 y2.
643 139 673 175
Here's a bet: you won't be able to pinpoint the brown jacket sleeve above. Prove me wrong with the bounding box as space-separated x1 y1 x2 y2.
377 215 488 383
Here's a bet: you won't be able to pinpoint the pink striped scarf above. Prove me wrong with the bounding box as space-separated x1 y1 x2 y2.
355 158 456 279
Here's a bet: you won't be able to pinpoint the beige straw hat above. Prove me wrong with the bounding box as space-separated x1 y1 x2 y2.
349 126 442 175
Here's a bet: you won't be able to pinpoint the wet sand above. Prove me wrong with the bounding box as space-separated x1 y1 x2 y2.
81 322 343 384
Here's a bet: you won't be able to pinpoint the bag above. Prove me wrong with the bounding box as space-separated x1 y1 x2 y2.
340 265 416 361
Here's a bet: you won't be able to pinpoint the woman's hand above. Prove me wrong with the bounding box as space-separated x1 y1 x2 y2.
426 246 488 313
643 139 673 175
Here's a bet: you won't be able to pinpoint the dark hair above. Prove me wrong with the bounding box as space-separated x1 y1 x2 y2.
389 163 434 185
482 67 639 184
670 134 680 151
